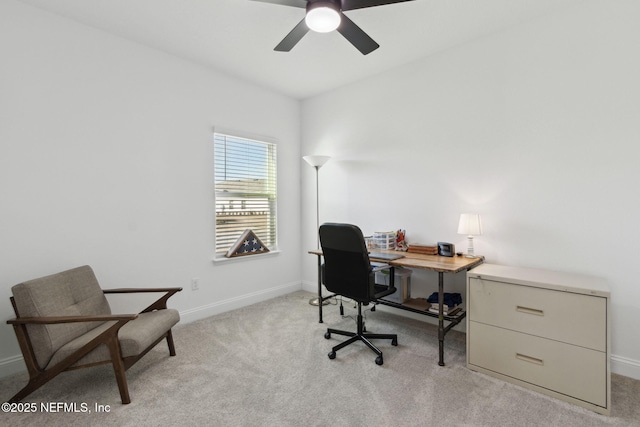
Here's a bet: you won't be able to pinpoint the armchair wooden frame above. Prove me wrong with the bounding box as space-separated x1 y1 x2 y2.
7 287 182 404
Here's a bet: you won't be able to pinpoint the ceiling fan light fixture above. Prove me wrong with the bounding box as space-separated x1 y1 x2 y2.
305 2 341 33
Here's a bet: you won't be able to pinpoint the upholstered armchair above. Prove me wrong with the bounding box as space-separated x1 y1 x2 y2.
7 265 181 404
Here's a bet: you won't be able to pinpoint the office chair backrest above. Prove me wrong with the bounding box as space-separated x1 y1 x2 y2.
319 223 374 304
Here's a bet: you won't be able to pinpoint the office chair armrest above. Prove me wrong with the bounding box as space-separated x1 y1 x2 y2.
371 264 396 297
370 263 393 273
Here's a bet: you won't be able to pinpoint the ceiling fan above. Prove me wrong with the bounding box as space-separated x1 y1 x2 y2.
251 0 415 55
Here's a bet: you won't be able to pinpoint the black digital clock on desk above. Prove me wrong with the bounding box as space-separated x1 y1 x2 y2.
437 242 455 257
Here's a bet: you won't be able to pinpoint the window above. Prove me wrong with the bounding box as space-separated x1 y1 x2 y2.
214 132 277 254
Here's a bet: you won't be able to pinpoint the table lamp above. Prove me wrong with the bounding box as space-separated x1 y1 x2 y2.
457 213 482 258
303 155 330 306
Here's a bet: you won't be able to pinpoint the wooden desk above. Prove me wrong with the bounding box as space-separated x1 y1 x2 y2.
309 249 484 366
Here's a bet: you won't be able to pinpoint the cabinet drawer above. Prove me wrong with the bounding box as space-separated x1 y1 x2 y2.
468 322 607 408
468 277 606 351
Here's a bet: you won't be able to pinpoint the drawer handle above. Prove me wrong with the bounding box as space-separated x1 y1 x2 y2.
516 305 544 316
516 353 544 366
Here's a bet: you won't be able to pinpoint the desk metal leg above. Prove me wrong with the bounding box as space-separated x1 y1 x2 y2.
438 271 445 366
317 255 323 323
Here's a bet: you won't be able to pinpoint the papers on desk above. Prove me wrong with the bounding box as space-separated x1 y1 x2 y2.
368 252 405 261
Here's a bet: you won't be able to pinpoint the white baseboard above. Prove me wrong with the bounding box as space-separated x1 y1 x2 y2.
301 280 319 294
611 354 640 380
0 281 303 379
179 280 302 324
0 354 27 378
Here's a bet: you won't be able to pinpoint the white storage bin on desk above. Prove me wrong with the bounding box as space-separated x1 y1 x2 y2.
373 231 396 250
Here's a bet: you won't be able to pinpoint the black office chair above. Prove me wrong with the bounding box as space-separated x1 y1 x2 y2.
319 223 398 365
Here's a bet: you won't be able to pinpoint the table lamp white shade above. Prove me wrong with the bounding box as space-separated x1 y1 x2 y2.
303 155 331 168
458 213 482 258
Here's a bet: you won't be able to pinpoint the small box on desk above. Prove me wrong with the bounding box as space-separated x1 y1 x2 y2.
375 267 412 303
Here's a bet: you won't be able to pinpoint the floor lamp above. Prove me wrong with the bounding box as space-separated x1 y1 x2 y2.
303 155 330 306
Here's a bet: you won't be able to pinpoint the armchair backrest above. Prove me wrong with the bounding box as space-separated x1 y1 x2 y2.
11 265 111 369
319 223 375 304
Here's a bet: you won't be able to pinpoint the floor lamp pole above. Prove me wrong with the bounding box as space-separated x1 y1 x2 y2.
314 165 320 249
303 155 330 307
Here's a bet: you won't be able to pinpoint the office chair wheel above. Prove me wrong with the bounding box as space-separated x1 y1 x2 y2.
375 356 383 366
392 338 398 346
328 351 336 360
324 332 331 339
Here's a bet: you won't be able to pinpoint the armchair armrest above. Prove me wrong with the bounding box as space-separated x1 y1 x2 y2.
7 313 138 325
7 312 139 387
103 287 182 313
103 287 183 294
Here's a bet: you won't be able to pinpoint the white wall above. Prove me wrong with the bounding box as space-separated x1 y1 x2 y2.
4 0 640 382
301 0 640 379
0 0 301 375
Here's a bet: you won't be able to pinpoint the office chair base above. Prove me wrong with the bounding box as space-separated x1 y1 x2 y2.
328 349 383 365
325 328 397 365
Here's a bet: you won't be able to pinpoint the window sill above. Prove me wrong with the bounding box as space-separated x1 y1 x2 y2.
212 250 281 264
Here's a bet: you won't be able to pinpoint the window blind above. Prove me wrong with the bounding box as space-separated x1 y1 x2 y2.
214 133 277 253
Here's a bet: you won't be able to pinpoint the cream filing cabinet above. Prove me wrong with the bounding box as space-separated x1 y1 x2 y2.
466 263 610 415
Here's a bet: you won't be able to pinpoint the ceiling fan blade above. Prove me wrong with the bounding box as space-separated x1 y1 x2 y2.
336 13 379 55
274 18 310 52
341 0 415 11
250 0 306 8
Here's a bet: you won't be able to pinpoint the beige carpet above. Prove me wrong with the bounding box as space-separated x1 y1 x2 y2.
1 290 639 426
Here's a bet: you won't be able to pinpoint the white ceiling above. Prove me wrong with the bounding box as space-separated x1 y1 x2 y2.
17 0 584 99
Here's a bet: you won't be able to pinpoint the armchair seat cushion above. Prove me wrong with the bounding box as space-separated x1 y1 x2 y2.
47 309 180 368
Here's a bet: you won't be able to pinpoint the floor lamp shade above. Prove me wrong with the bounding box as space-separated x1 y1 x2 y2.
303 155 330 168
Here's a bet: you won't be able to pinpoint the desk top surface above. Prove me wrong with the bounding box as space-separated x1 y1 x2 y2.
308 249 484 274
